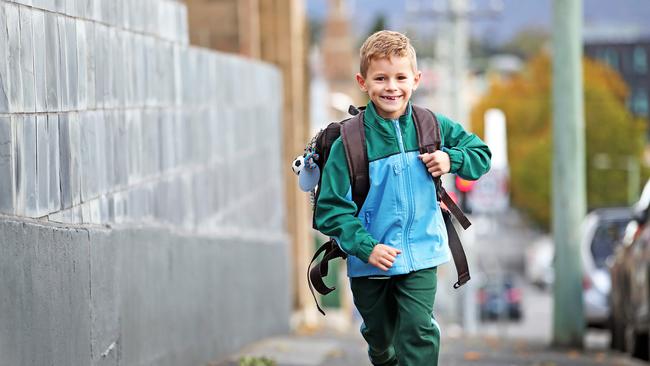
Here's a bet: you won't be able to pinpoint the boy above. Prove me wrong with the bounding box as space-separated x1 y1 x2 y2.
314 30 491 365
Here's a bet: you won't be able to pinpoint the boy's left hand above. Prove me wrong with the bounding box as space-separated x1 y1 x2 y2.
419 151 450 177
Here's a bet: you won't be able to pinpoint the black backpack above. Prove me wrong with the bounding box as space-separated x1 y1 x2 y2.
307 104 471 315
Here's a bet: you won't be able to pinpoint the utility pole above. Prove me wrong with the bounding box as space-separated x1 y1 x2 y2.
447 0 470 127
552 0 585 348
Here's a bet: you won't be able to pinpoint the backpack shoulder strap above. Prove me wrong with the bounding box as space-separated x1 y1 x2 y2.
341 111 369 213
411 105 472 230
411 104 441 154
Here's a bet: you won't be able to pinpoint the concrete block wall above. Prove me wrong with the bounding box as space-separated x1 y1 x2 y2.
0 218 291 366
0 0 285 237
0 1 290 365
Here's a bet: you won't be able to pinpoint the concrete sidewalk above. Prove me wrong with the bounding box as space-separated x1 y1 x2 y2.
211 324 647 366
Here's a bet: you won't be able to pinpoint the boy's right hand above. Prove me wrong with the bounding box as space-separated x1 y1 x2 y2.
368 244 401 271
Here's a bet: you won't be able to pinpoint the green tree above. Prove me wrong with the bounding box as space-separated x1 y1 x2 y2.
368 14 388 36
471 54 646 230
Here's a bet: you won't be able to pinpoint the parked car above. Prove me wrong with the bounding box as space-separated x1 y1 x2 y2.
477 272 522 321
580 207 632 328
523 208 631 329
609 179 650 360
525 235 554 290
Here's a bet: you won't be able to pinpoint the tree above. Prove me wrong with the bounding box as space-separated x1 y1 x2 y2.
368 14 388 36
501 27 550 60
471 53 646 230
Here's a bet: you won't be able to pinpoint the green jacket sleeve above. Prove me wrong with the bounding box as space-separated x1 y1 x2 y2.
314 138 378 263
437 114 492 180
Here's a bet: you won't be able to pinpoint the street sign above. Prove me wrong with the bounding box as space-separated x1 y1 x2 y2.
467 168 509 213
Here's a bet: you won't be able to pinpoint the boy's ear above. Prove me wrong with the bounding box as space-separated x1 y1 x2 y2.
356 73 368 92
412 70 422 91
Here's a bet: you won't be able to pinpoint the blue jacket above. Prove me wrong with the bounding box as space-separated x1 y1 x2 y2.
314 102 491 277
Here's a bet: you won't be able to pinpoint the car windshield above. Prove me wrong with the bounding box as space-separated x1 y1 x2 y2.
591 219 629 268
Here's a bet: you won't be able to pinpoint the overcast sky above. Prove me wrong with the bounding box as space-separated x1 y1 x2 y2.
307 0 650 45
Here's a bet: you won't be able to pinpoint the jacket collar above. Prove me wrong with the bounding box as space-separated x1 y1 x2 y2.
364 101 412 126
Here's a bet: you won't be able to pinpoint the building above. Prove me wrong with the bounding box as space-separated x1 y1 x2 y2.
584 27 650 131
182 0 320 327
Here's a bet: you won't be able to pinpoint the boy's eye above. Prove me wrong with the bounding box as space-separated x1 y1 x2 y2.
398 76 407 80
375 76 385 81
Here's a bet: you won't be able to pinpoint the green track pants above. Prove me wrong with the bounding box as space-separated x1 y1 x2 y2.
350 267 440 366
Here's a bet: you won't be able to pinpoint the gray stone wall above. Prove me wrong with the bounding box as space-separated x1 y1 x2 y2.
0 218 291 366
0 0 285 236
0 0 289 365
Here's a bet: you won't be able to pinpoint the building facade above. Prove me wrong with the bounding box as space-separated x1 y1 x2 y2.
584 32 650 135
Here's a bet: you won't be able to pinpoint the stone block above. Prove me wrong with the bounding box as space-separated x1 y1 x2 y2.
19 6 35 113
32 9 47 113
66 17 78 111
102 111 114 192
123 34 134 108
85 21 96 109
79 112 98 202
133 35 146 107
93 24 105 109
13 0 34 7
58 113 72 209
76 20 87 111
179 3 189 44
144 37 155 107
158 110 174 172
93 112 107 196
0 4 9 113
142 109 160 177
113 31 124 108
48 114 61 213
31 0 55 12
98 195 109 224
0 117 15 214
36 114 49 217
65 0 76 17
58 113 81 209
57 16 69 112
55 0 65 13
16 115 39 217
75 0 87 19
44 12 59 111
126 110 142 185
6 3 23 113
86 0 99 22
113 111 128 188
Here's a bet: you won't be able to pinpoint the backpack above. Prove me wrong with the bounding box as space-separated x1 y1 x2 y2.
304 104 472 315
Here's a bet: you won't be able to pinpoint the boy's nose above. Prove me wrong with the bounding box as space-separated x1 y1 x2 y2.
385 79 398 90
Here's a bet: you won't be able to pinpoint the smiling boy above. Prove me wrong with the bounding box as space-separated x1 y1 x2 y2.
314 30 491 365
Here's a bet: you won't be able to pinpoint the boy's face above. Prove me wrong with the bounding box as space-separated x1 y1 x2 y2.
356 56 421 120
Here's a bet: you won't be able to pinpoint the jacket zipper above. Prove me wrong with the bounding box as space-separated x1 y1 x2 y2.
393 120 416 271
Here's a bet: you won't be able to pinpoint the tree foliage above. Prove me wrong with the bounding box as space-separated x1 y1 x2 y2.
471 54 646 230
501 27 550 60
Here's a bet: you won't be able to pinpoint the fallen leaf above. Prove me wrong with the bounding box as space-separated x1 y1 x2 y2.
464 351 482 361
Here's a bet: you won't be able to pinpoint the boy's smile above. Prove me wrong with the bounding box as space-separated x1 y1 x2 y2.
356 56 421 120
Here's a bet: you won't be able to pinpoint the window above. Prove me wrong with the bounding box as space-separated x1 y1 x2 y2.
633 46 648 74
602 48 619 70
633 87 649 117
590 219 628 269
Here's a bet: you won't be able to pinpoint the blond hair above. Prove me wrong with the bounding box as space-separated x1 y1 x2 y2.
359 30 417 77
